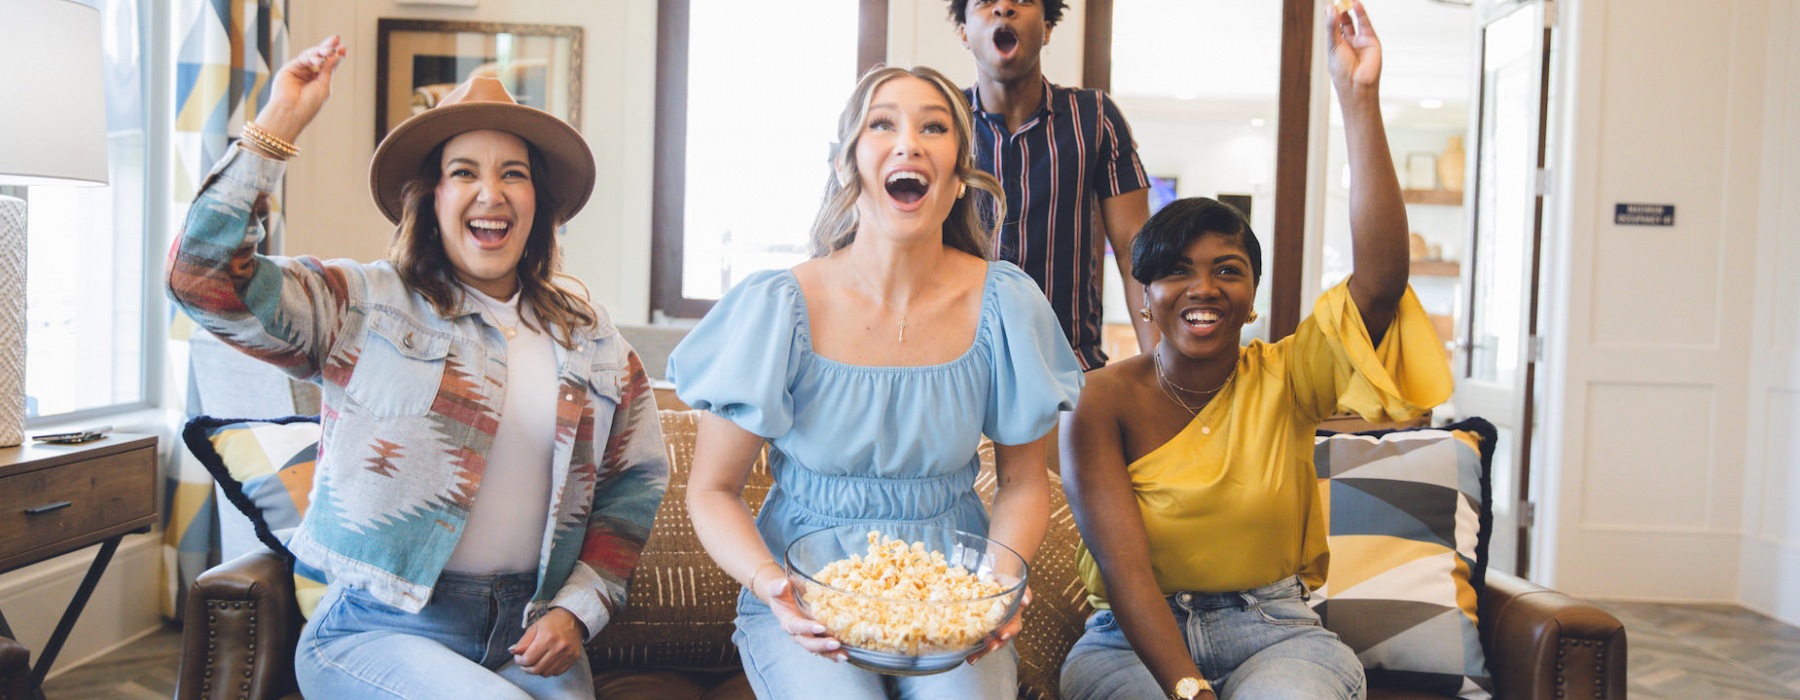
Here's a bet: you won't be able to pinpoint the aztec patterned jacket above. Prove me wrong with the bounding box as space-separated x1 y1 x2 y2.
167 147 670 638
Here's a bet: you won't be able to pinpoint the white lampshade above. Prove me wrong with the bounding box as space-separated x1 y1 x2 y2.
0 0 108 446
0 0 109 187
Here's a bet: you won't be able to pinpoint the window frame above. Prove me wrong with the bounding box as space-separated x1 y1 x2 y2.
650 0 888 319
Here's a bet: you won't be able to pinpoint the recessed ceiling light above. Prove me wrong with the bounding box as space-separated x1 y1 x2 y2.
1420 98 1444 109
1250 118 1266 127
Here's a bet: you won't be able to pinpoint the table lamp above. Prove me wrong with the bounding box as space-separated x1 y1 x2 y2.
0 0 109 446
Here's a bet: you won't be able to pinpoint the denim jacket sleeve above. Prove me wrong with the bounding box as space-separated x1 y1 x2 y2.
548 347 670 639
166 146 358 380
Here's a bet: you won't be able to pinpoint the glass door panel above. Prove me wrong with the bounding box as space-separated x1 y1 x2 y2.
1456 0 1551 577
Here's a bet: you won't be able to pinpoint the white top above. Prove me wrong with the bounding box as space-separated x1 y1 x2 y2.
444 284 557 575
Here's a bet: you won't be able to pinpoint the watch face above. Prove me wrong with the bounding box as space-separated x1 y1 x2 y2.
1175 677 1202 698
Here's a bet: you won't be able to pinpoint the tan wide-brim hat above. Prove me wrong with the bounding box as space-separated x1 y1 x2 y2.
369 76 595 225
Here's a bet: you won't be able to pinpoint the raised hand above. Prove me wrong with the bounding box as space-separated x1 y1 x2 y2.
1327 1 1382 94
253 35 347 146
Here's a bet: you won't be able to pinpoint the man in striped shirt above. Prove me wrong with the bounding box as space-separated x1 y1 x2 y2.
950 0 1154 369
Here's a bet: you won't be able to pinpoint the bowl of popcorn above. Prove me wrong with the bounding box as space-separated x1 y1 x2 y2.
784 523 1028 675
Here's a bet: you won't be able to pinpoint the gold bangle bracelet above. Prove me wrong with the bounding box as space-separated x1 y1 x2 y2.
238 131 294 161
244 121 298 153
242 121 299 159
244 130 297 159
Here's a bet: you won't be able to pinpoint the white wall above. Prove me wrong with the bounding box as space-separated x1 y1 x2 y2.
1539 0 1773 606
1738 0 1800 626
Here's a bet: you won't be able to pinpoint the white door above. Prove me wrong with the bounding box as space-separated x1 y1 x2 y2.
1453 0 1554 578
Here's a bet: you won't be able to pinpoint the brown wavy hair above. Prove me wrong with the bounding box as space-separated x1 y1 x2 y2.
388 138 598 349
810 65 1005 259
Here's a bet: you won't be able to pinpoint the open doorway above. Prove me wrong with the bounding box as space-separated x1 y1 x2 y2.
1088 1 1559 580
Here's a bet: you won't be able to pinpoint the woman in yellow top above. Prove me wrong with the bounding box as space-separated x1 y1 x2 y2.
1058 4 1452 700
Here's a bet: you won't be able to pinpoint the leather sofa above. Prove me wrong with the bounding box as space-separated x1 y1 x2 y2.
175 411 1626 699
0 636 28 700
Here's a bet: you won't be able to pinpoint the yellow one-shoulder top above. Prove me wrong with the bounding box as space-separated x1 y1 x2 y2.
1078 281 1453 608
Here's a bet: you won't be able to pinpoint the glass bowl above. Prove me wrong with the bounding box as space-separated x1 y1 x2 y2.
784 522 1028 676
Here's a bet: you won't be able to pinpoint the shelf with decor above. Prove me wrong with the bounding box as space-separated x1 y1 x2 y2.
1410 259 1461 277
1401 188 1464 206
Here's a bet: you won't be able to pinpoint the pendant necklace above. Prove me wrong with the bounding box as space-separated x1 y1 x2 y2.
846 258 913 343
1153 348 1233 434
469 284 522 340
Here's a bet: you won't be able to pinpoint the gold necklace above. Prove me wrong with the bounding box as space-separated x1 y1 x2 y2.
845 257 912 343
1153 349 1233 432
1156 350 1232 396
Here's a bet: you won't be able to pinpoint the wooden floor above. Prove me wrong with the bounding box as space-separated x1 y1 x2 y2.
30 601 1800 699
39 625 180 699
1594 600 1800 699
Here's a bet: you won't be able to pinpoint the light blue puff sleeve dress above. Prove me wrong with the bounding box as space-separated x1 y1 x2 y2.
666 261 1083 696
668 261 1081 548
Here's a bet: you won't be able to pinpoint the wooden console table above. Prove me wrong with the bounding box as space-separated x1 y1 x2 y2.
0 434 157 699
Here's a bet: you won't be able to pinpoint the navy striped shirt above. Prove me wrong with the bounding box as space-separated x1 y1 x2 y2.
966 79 1149 369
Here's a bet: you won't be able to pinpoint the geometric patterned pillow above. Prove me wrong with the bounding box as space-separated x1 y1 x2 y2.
180 414 329 616
1310 417 1497 699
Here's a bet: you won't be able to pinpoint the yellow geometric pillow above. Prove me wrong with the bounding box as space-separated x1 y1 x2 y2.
1311 418 1495 698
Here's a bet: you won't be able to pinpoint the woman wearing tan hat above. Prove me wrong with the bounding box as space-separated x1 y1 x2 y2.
167 36 668 699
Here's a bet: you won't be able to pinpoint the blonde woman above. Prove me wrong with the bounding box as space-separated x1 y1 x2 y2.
668 65 1083 698
167 36 667 698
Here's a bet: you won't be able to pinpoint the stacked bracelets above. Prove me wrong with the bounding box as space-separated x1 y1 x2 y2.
240 121 299 160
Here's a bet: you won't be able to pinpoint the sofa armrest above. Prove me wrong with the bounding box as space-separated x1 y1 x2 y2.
1 635 29 700
1479 571 1627 700
175 549 303 700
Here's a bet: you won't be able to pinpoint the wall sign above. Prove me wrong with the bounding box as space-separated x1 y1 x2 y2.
1614 203 1675 226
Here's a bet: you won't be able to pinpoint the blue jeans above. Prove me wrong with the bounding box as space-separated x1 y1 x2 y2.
1060 577 1364 700
297 571 594 699
733 594 1017 699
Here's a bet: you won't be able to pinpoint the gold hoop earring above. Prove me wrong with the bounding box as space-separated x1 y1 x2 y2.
1139 307 1152 322
1246 310 1260 324
957 183 967 199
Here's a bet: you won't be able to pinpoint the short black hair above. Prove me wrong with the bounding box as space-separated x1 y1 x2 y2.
1131 197 1262 288
946 0 1068 29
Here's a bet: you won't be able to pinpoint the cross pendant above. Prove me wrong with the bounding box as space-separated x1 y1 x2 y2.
898 319 908 343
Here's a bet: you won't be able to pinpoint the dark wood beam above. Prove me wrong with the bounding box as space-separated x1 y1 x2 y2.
1270 0 1315 339
1081 0 1113 91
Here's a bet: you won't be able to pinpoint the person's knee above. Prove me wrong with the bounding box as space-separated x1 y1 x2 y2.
1223 657 1364 700
1060 647 1160 700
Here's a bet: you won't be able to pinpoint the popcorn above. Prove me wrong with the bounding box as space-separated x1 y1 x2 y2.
800 531 1015 656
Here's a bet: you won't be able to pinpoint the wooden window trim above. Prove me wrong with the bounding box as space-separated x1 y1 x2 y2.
650 0 889 319
1082 0 1315 340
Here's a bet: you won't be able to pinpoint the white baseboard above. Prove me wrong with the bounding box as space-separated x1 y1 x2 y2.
0 532 165 679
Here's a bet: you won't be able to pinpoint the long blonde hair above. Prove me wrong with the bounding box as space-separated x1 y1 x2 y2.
388 140 599 349
809 65 1005 259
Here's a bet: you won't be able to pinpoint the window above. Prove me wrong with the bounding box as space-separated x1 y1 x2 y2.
651 0 887 318
23 0 150 420
1085 0 1328 338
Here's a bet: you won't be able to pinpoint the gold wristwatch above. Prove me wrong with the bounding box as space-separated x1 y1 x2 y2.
1170 676 1209 699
